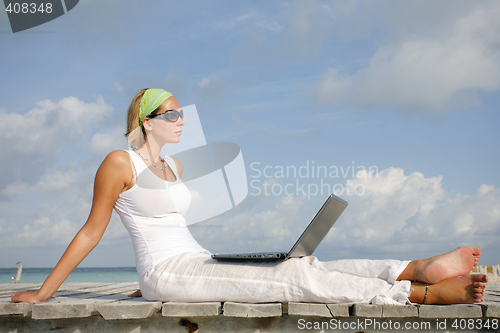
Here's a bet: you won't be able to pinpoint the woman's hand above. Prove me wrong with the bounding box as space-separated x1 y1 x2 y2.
11 290 45 303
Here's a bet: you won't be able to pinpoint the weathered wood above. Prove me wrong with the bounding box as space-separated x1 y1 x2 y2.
223 302 282 317
46 282 139 302
0 282 139 319
32 303 93 319
97 299 162 320
0 301 32 316
0 283 42 291
382 304 419 317
162 302 222 317
419 304 483 318
482 303 500 317
326 304 350 317
288 302 332 317
0 282 499 321
352 304 383 317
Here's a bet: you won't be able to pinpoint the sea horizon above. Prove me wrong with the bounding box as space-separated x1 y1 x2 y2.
0 267 139 284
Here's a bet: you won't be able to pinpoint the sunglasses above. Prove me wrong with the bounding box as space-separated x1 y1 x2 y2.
148 109 184 122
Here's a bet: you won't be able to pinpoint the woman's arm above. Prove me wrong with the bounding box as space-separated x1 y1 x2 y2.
11 151 133 303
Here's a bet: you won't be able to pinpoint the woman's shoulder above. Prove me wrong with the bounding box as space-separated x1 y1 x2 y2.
95 150 134 185
98 150 134 176
169 155 182 166
90 150 135 196
104 150 132 166
166 155 184 178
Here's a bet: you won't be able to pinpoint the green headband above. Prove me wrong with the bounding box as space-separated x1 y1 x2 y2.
139 89 174 128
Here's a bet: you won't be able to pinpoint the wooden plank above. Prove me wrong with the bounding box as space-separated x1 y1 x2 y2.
48 288 139 304
0 301 32 316
32 303 93 319
0 282 112 297
1 286 47 297
223 302 282 317
419 304 482 318
288 303 332 317
47 282 138 300
0 283 42 292
57 282 117 290
44 284 139 304
31 284 141 319
0 283 139 317
0 282 135 302
162 302 222 317
4 281 498 321
97 299 162 320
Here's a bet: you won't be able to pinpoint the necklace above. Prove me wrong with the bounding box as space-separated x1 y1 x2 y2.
132 148 168 171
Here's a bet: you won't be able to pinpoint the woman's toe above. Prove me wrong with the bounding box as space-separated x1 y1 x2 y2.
473 281 486 288
474 292 484 299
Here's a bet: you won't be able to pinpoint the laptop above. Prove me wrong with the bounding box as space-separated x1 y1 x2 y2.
211 194 348 262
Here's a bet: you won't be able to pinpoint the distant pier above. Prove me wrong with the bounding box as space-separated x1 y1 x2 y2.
10 262 22 284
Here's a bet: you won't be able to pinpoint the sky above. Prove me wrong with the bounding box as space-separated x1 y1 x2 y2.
0 0 499 271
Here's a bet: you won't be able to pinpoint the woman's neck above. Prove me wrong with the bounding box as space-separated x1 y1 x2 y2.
136 142 162 164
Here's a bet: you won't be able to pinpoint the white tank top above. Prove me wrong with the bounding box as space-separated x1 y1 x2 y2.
114 150 208 277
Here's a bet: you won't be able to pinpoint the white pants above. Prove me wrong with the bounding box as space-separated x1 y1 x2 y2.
140 252 411 305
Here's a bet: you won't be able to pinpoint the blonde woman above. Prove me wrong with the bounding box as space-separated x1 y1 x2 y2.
12 89 488 305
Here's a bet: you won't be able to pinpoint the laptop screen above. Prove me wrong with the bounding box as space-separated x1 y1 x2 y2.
287 194 348 259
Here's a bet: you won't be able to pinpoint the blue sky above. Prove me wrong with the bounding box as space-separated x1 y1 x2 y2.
0 0 499 269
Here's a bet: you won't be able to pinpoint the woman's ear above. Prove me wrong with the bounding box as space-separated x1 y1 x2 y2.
142 118 153 131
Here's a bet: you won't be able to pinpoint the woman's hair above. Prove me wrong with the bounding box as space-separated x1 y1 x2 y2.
125 88 160 148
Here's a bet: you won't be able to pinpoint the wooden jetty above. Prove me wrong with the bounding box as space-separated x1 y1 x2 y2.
1 281 499 332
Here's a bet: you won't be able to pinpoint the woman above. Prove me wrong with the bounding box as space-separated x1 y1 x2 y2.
12 89 488 305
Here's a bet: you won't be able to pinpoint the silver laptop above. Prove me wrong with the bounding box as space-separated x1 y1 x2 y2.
211 194 348 262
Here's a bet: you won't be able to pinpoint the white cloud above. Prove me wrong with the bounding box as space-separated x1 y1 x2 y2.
0 95 112 156
0 169 129 249
0 96 113 195
17 217 79 245
198 76 213 88
256 20 283 33
336 167 446 242
89 127 128 157
287 0 333 54
321 167 500 260
193 75 229 104
111 81 124 92
0 94 120 250
194 166 500 262
32 169 81 195
0 180 29 197
212 10 282 33
34 217 51 226
317 3 500 111
212 10 258 29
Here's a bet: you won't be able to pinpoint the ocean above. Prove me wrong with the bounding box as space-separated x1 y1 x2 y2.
0 267 139 284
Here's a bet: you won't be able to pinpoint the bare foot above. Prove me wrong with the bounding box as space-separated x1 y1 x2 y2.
128 289 142 297
400 247 481 284
410 274 488 304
